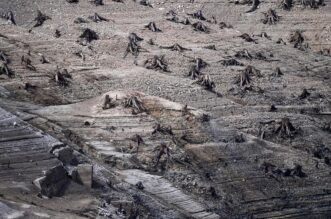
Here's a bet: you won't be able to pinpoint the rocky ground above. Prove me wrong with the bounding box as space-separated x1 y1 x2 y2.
0 0 330 218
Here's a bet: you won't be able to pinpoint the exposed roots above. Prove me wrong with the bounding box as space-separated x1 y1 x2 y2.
279 0 293 10
299 88 310 99
24 83 38 91
54 29 61 38
53 68 71 86
194 74 215 91
0 62 14 78
2 11 16 25
160 43 191 52
254 32 271 40
187 65 201 79
129 33 144 43
289 30 310 50
124 41 144 58
124 35 147 58
234 49 253 60
102 95 115 110
140 0 153 7
152 124 173 135
74 17 89 24
88 13 109 22
91 0 104 6
275 117 297 138
181 18 191 25
237 70 251 87
239 33 257 43
244 65 262 77
262 9 280 25
78 28 99 45
187 58 208 79
145 22 161 32
220 58 244 66
166 15 180 23
246 0 261 13
261 162 307 178
300 0 325 8
204 45 217 50
276 38 286 45
21 56 36 71
123 95 146 114
192 22 210 33
144 55 169 72
273 67 283 77
0 51 9 64
187 10 206 21
33 10 51 28
318 48 330 57
219 22 233 29
153 143 171 168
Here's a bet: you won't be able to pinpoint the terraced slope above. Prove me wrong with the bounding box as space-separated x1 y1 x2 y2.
0 0 331 218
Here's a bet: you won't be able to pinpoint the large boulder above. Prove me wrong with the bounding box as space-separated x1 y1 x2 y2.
52 146 78 165
71 164 93 188
33 165 69 198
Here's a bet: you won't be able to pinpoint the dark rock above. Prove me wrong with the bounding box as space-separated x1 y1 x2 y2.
33 165 69 198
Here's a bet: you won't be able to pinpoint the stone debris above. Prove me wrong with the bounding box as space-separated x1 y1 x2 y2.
33 165 69 198
72 164 93 187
